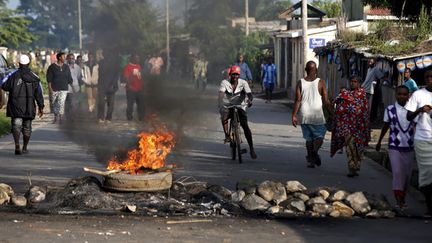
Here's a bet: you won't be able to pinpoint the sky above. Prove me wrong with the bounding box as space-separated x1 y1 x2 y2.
7 0 18 9
5 0 338 12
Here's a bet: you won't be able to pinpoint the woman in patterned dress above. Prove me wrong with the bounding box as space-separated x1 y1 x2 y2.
331 76 370 177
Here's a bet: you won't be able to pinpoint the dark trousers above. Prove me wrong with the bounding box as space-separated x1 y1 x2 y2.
65 93 75 121
420 183 432 214
97 92 115 121
126 90 145 121
221 108 253 150
194 77 207 91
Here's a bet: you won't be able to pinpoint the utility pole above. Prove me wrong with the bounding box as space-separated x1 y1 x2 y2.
302 0 308 66
184 0 188 26
245 0 249 36
78 0 82 50
166 0 171 73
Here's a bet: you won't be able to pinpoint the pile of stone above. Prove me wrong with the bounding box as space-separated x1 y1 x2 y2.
0 177 240 217
0 183 28 207
233 179 395 218
0 177 395 219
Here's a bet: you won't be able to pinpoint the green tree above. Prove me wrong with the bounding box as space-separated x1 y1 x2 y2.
0 7 37 48
89 0 164 54
186 1 270 82
255 0 292 21
18 0 95 49
313 0 342 18
362 0 431 19
186 0 235 80
417 5 432 41
238 31 269 81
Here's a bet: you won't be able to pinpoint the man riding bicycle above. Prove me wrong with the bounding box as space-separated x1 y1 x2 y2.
218 65 257 159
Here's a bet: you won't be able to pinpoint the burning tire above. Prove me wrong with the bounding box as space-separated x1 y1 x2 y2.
103 171 172 192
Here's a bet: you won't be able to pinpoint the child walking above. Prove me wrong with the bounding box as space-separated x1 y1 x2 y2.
376 85 416 208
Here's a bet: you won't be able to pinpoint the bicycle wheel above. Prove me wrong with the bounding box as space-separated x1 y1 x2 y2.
234 125 242 164
230 119 236 160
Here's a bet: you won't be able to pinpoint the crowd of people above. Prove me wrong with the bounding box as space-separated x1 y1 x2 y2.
0 50 166 153
2 49 431 217
291 58 432 217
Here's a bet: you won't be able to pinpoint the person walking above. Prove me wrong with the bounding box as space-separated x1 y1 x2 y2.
65 53 82 121
376 85 415 208
46 52 73 124
262 57 276 103
403 68 418 94
292 61 332 168
361 58 385 122
193 53 208 91
79 53 99 113
330 76 369 177
1 54 44 155
148 54 164 76
97 51 120 124
235 53 253 87
122 54 145 121
406 70 432 218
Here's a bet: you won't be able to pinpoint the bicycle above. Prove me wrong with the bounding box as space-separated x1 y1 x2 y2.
226 105 247 164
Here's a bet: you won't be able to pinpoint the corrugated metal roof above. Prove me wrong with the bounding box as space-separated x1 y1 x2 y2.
279 2 326 19
365 8 392 16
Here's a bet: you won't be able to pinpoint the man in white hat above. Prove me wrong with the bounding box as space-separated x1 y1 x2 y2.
1 54 44 155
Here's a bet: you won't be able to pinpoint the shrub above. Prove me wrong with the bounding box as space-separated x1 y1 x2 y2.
339 30 366 43
417 5 432 41
0 112 10 137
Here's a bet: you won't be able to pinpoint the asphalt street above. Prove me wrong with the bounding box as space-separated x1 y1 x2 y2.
0 84 431 242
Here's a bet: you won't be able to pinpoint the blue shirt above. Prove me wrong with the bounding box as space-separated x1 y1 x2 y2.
262 63 276 84
404 78 418 93
234 62 252 81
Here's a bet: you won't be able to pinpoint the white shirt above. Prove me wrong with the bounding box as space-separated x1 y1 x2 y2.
67 63 81 93
299 78 325 125
405 88 432 141
82 63 99 86
219 78 251 111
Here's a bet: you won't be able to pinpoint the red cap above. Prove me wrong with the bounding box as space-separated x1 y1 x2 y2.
229 65 241 75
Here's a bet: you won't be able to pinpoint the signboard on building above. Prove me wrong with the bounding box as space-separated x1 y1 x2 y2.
309 38 326 49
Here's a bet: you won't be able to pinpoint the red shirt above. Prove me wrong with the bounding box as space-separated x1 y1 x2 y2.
123 63 143 92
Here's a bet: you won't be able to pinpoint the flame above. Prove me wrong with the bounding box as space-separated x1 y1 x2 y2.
107 119 175 174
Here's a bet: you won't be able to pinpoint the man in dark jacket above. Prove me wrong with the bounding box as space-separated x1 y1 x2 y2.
97 50 120 124
1 54 44 155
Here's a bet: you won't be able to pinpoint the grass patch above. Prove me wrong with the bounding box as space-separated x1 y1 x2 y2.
340 28 420 56
0 112 11 137
339 13 432 56
363 37 419 56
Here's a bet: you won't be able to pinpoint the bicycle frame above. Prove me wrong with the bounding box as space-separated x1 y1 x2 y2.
228 106 243 163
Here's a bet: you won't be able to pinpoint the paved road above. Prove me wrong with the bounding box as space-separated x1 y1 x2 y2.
0 84 430 242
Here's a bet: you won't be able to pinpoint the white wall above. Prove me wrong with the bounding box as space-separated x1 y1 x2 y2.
285 20 367 97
